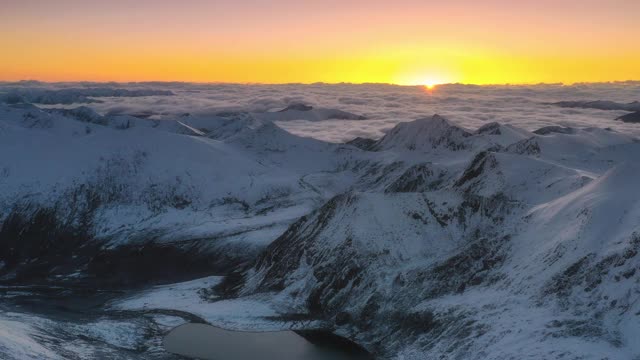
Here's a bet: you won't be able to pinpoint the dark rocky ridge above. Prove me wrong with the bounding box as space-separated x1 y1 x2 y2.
533 126 576 135
617 111 640 123
279 103 313 112
0 206 234 287
552 100 640 112
346 137 377 151
217 189 517 357
385 163 447 193
476 122 502 135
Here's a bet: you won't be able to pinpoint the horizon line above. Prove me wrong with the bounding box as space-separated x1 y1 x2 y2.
2 79 640 87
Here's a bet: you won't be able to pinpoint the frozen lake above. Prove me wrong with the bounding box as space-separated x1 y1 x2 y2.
164 323 373 360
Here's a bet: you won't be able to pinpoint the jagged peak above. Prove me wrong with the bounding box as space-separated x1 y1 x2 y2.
454 151 500 189
385 162 447 193
533 126 576 135
346 137 377 151
393 114 471 136
476 122 502 135
506 137 541 156
372 114 472 152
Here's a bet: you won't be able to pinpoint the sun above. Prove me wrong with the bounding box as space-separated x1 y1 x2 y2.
394 69 454 88
421 78 442 89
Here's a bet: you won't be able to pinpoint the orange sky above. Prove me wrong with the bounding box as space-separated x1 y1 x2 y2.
1 0 639 85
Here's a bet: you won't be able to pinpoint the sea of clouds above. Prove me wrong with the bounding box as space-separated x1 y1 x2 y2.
1 81 639 142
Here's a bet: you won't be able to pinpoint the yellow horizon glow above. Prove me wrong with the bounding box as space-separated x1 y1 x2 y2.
3 47 638 86
2 1 639 85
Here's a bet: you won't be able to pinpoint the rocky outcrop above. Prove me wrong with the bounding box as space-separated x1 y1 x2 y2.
346 137 377 151
616 111 640 123
385 163 447 193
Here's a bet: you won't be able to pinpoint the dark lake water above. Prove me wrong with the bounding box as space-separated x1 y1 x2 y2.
163 323 373 360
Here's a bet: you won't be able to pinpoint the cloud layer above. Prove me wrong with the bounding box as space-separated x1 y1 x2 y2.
2 81 639 142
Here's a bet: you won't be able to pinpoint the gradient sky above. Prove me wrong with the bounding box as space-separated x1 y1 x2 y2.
1 0 639 85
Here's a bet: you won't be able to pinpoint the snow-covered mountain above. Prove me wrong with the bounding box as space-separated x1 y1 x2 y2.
1 100 640 359
252 103 367 122
0 87 173 105
0 103 360 284
370 115 474 152
218 116 640 359
551 100 640 125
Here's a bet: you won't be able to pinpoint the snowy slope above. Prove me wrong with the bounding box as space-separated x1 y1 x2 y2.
2 99 640 359
220 116 640 359
371 115 474 152
0 103 361 283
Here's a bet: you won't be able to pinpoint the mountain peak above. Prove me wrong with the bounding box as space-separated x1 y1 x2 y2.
372 114 472 152
278 103 313 112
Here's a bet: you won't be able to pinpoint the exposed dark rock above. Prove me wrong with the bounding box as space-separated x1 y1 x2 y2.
346 137 377 151
388 309 437 335
305 246 364 315
551 100 640 112
219 194 354 297
279 103 313 112
416 236 511 299
295 330 374 359
0 204 237 287
354 160 406 190
506 137 541 156
333 113 367 120
454 151 498 188
385 163 446 193
542 232 640 309
0 206 97 283
86 241 224 287
616 111 640 123
335 311 352 325
476 122 501 135
533 126 575 135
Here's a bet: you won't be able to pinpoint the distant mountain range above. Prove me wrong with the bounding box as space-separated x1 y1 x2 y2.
551 100 640 112
551 100 640 123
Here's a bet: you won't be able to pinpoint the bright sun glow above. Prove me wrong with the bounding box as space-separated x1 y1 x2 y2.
420 77 444 89
424 82 437 89
397 71 452 87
